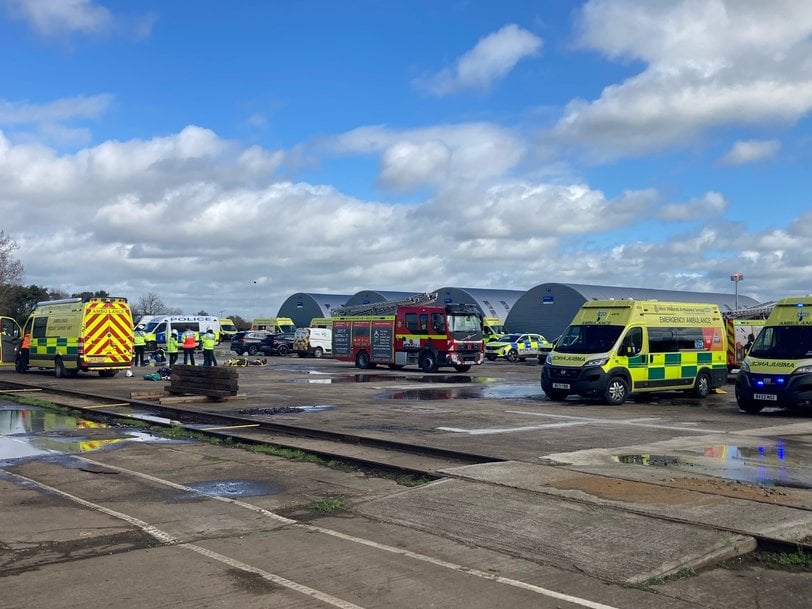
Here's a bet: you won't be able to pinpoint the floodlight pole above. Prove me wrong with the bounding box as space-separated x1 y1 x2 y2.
730 273 744 309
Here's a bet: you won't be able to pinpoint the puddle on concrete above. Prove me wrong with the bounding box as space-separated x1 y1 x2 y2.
613 439 812 488
382 383 542 401
173 479 280 500
0 405 169 461
234 405 337 417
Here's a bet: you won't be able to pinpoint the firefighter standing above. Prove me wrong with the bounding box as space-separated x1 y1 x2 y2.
166 329 179 367
133 328 147 366
182 328 197 365
202 328 217 367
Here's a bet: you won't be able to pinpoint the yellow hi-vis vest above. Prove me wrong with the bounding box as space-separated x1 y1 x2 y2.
166 335 179 353
202 334 216 350
133 332 146 346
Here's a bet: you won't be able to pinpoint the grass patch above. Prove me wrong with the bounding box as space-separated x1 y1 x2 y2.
313 497 345 513
761 547 812 570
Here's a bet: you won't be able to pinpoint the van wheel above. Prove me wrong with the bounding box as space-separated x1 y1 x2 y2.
313 346 324 359
544 389 569 401
735 384 764 414
247 345 259 356
604 376 629 405
54 357 66 378
419 351 438 373
356 351 371 369
693 372 711 398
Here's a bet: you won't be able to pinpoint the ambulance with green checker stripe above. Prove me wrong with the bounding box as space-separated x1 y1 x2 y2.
541 300 727 404
735 296 812 414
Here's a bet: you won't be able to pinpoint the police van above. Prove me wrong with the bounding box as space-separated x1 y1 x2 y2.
541 300 727 404
21 297 134 377
735 296 812 413
141 315 221 350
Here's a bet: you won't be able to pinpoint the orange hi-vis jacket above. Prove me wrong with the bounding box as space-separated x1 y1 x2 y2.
182 332 197 349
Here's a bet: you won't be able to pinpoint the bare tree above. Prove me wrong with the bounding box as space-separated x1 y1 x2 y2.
135 292 169 317
0 231 24 287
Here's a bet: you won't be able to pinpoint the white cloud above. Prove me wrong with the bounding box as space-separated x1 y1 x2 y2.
554 0 812 158
414 24 542 96
721 139 781 165
0 94 113 125
659 191 728 221
4 0 112 36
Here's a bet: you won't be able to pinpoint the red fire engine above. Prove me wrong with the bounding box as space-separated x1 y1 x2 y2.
331 294 484 372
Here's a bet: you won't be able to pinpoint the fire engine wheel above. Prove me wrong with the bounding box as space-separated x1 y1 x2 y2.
506 349 519 362
693 371 711 398
454 364 471 372
419 351 438 373
356 350 372 369
603 376 629 405
313 346 324 358
247 345 259 356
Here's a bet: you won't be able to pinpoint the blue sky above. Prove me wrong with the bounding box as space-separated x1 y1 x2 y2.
1 0 811 318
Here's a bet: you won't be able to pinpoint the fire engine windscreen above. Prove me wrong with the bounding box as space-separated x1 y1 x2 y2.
448 313 483 340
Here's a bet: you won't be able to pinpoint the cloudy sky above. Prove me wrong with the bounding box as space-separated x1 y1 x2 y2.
1 0 811 318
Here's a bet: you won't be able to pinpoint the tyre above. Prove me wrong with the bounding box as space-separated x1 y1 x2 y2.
419 351 438 373
356 351 372 369
247 345 259 356
54 357 66 378
313 346 323 359
276 344 289 356
604 376 629 405
485 355 496 361
454 364 471 372
544 389 569 401
735 384 764 414
506 349 519 362
693 372 711 398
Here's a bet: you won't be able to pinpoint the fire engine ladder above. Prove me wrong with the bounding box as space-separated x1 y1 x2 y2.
331 292 438 317
724 301 776 320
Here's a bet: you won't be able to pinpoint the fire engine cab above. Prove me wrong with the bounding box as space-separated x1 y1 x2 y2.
331 293 484 372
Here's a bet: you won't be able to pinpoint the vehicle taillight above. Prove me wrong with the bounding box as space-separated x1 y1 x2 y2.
78 338 85 356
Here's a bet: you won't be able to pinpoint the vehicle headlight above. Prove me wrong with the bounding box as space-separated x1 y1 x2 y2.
584 357 608 367
794 365 812 374
739 360 750 373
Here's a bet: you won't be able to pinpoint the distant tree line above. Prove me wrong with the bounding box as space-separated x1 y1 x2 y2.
0 231 250 328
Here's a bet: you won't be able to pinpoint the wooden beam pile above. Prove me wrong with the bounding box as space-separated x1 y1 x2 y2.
166 365 239 400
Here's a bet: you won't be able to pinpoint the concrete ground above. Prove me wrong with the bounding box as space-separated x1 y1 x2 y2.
1 355 810 608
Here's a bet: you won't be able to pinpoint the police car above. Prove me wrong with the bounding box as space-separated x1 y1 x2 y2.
484 333 552 362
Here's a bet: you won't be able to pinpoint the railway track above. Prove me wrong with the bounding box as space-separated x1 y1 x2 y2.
2 376 810 557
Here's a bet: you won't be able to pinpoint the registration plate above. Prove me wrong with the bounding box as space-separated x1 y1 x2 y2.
84 356 106 363
552 383 571 390
753 393 778 401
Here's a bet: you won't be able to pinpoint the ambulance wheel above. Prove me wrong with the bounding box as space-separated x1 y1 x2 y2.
54 357 67 378
454 364 471 372
604 376 629 405
506 349 519 362
735 385 764 414
419 351 438 373
313 346 324 358
693 372 711 398
544 389 569 401
356 350 372 369
247 345 259 356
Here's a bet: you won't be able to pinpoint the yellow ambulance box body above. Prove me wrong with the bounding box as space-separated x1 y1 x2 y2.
542 300 727 404
24 297 134 377
735 296 812 413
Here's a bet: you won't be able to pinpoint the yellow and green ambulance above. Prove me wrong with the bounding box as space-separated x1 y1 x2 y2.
735 296 812 413
542 300 727 404
23 297 134 378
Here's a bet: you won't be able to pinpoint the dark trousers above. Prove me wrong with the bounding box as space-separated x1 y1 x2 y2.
134 345 146 366
203 349 217 367
168 351 178 367
183 348 196 365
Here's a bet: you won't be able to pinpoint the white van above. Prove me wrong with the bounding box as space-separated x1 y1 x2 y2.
142 315 221 350
293 327 332 358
